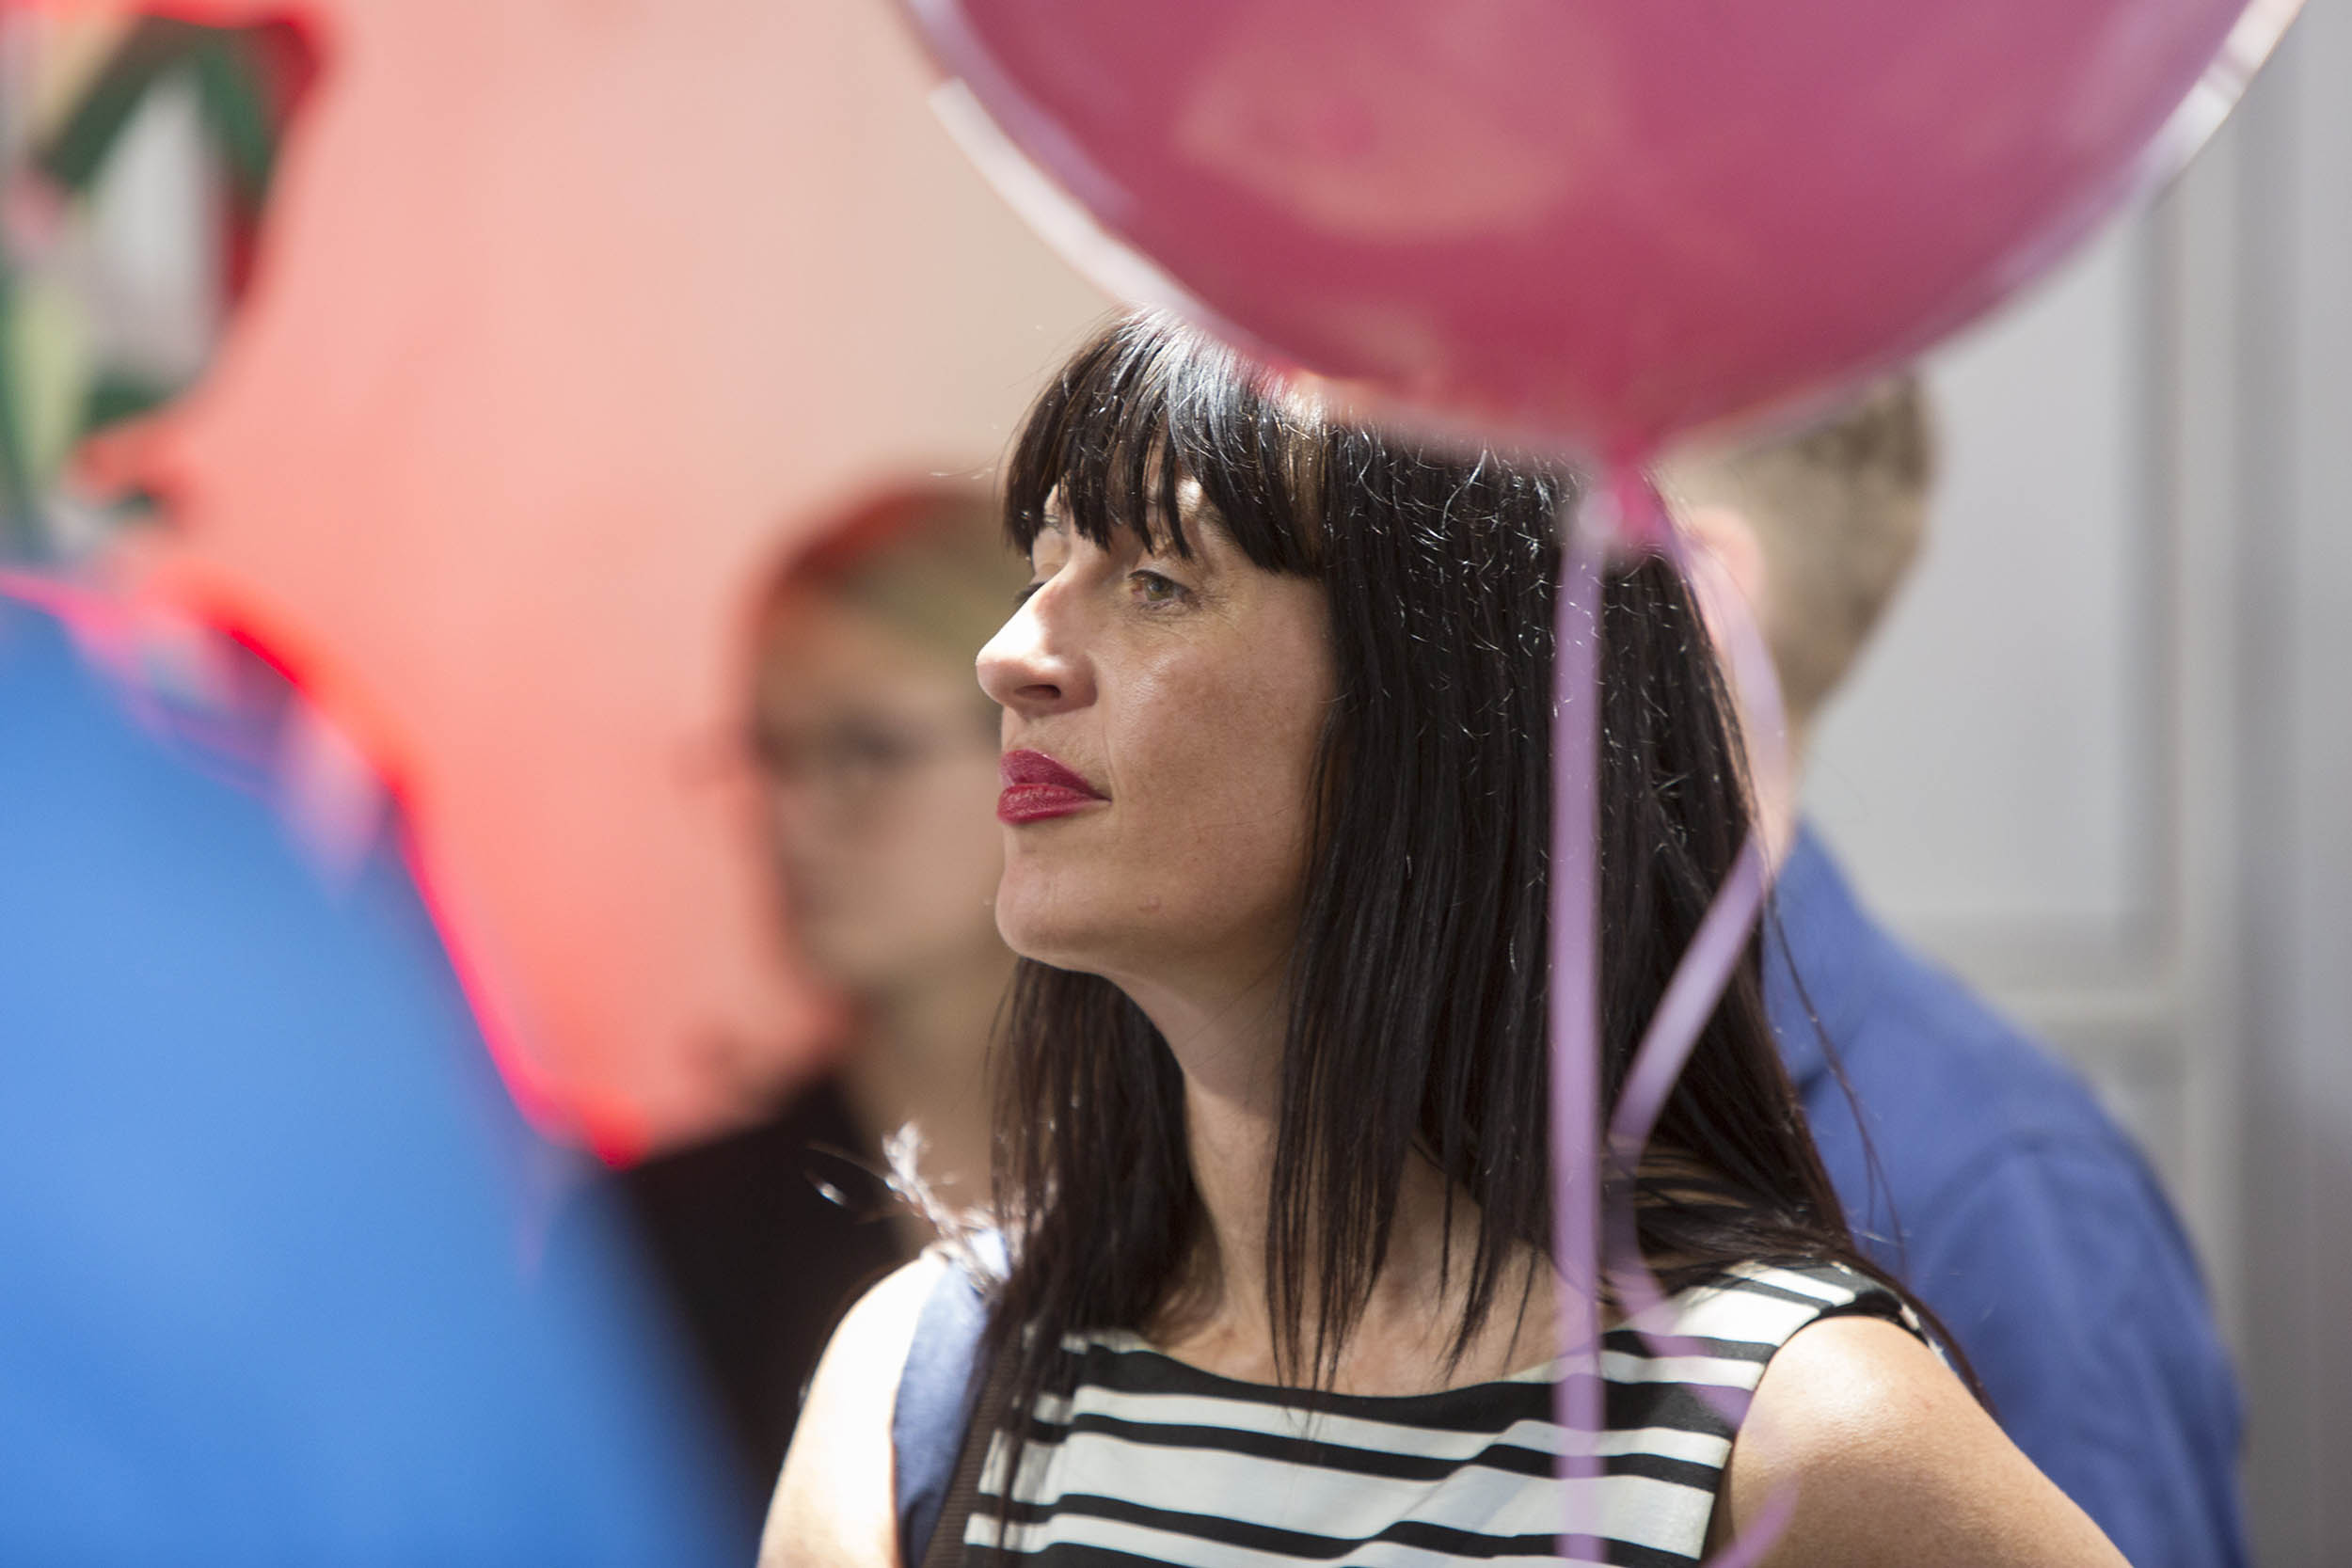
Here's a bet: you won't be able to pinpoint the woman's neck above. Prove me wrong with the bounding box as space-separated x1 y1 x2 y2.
1121 964 1561 1395
1108 957 1282 1335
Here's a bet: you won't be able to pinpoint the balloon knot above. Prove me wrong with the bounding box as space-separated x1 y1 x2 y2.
1600 460 1672 556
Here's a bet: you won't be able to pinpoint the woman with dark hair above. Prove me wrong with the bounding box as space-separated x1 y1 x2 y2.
764 315 2123 1567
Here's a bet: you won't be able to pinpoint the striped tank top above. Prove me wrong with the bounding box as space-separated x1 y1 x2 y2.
955 1261 1919 1566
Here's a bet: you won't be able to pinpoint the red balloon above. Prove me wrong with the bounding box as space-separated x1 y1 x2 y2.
911 0 2276 453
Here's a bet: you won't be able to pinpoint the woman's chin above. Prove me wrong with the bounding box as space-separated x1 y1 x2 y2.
994 905 1120 977
997 929 1100 974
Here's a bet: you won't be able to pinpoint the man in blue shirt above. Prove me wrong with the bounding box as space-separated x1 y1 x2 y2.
1675 385 2249 1568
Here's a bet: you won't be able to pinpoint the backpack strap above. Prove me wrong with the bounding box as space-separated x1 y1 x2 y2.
892 1253 992 1568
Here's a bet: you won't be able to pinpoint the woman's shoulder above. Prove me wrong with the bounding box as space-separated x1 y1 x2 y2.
1708 1274 2127 1568
758 1254 946 1568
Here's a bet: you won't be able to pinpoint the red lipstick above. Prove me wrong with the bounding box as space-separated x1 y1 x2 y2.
998 749 1107 824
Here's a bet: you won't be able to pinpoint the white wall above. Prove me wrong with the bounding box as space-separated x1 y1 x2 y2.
2234 4 2352 1558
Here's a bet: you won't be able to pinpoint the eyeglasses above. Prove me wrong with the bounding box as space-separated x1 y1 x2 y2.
747 713 992 801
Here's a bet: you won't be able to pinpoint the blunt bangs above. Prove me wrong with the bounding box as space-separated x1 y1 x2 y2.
1004 312 1320 575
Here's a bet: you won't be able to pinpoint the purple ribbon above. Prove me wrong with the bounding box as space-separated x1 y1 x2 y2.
1548 499 1608 1563
1552 465 1797 1566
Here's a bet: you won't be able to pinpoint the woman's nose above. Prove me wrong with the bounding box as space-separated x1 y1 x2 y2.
977 593 1092 716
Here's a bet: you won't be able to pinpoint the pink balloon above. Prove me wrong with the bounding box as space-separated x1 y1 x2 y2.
910 0 2268 452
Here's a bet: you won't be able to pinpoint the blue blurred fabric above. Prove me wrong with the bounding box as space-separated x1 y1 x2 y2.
0 590 747 1567
1769 824 2248 1568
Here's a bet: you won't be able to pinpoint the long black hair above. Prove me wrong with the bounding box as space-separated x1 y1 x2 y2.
976 313 1932 1506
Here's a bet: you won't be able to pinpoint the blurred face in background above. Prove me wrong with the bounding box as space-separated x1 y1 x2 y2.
753 591 1007 997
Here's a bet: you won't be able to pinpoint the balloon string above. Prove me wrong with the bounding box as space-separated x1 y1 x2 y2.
1565 463 1800 1566
1548 490 1606 1562
1607 833 1769 1168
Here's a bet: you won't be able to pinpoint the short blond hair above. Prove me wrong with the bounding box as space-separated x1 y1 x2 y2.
1672 377 1933 728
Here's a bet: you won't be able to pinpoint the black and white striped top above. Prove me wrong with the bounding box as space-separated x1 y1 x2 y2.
961 1261 1919 1566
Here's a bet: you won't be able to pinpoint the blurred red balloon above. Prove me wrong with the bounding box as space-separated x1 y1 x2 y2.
911 0 2282 454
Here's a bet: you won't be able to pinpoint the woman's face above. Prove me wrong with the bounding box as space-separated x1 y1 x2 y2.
755 594 1008 995
977 488 1336 998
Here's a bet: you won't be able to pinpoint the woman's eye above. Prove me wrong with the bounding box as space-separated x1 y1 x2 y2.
1015 579 1043 607
1130 569 1187 607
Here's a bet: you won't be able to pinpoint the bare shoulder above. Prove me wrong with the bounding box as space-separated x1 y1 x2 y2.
757 1253 947 1568
1714 1313 2128 1568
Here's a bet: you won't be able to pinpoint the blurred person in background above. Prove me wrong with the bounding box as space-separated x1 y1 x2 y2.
1673 386 2249 1568
0 586 749 1568
623 484 1025 1507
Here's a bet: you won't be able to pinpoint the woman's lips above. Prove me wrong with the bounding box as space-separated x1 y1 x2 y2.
998 749 1107 824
